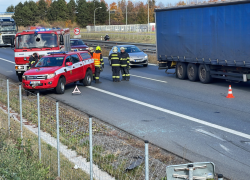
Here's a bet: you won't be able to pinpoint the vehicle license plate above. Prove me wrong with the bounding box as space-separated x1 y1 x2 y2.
30 81 40 85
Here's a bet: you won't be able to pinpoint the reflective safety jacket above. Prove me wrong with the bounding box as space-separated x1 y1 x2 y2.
95 50 104 66
109 53 120 66
119 52 130 67
93 53 101 67
29 56 38 69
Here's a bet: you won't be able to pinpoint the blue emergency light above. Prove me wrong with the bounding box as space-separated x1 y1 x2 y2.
35 28 51 32
47 51 68 55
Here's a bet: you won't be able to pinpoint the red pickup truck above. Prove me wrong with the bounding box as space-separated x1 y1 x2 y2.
22 51 95 94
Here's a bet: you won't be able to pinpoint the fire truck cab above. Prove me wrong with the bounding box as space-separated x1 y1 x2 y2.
22 51 95 94
13 27 71 81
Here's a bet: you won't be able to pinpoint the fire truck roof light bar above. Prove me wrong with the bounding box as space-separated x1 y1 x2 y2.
47 52 68 55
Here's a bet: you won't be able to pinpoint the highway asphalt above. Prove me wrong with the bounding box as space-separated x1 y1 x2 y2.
1 46 250 180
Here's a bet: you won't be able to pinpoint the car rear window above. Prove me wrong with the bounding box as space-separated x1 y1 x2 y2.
80 53 92 60
124 46 141 53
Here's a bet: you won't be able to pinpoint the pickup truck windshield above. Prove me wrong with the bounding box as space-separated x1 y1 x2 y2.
15 33 58 49
124 46 141 53
35 57 64 67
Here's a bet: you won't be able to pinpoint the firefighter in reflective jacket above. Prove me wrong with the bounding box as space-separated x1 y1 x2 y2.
92 46 103 83
120 47 130 81
29 53 39 69
109 47 121 82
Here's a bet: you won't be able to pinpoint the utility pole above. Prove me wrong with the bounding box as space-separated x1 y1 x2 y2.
126 0 127 32
148 0 149 32
94 7 102 31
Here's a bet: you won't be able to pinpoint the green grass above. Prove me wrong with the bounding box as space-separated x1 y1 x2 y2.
70 31 156 44
0 104 90 180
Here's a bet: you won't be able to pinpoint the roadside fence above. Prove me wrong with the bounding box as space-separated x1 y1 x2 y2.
70 28 156 44
0 76 186 180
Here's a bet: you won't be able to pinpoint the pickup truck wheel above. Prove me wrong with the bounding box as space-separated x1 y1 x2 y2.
55 77 65 94
187 63 199 81
83 70 92 86
198 64 212 83
176 62 188 79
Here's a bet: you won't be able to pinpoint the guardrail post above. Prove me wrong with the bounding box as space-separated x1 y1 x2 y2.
89 116 93 180
7 79 10 135
218 174 223 180
19 84 23 145
37 92 41 161
188 164 193 180
56 101 60 177
145 140 149 180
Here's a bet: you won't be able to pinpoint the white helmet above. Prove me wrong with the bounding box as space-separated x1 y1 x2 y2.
113 47 118 53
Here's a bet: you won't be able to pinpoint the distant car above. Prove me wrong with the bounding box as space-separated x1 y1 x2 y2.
108 45 148 67
70 39 89 51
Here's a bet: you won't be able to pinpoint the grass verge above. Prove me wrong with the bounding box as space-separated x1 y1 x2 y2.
0 104 90 180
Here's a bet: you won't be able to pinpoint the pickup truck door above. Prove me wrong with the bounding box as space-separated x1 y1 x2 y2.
64 56 74 83
71 54 83 81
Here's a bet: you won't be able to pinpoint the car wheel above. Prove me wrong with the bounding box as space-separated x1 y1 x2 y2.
143 64 148 67
83 70 92 86
176 62 188 79
198 64 212 83
187 63 199 81
55 77 66 94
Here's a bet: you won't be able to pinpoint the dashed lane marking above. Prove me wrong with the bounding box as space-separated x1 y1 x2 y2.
87 86 250 140
130 74 167 83
0 57 15 64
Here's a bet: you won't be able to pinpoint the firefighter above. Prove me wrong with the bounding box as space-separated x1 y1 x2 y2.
92 46 103 83
89 47 94 57
120 47 130 81
29 53 39 69
109 47 120 82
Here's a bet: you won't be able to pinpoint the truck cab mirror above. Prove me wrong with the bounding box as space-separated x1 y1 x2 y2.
60 35 64 45
11 38 15 49
66 62 73 66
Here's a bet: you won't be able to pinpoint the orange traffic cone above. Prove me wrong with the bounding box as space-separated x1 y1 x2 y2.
226 85 235 98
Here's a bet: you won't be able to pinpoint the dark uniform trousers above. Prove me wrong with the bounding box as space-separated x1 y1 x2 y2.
120 52 130 80
95 66 101 80
110 53 120 82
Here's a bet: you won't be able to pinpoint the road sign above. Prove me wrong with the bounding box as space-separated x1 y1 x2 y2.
74 28 80 35
166 162 215 180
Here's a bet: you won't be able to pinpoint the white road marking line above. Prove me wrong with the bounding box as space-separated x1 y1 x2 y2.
148 63 157 66
195 129 225 141
130 74 167 83
0 58 15 64
87 86 250 140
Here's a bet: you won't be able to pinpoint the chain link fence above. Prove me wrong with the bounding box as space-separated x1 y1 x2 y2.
0 75 189 180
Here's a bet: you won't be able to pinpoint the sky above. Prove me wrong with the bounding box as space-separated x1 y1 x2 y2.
0 0 181 13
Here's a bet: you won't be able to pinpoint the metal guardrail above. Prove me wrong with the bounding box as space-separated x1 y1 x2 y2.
82 39 156 54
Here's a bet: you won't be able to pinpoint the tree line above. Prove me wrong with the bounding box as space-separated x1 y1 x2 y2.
6 0 157 27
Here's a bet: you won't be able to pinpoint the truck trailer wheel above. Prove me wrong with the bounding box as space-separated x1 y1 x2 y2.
198 64 212 83
176 62 188 79
187 63 199 81
55 77 66 94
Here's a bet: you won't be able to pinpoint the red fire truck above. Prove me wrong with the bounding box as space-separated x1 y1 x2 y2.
13 27 71 81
